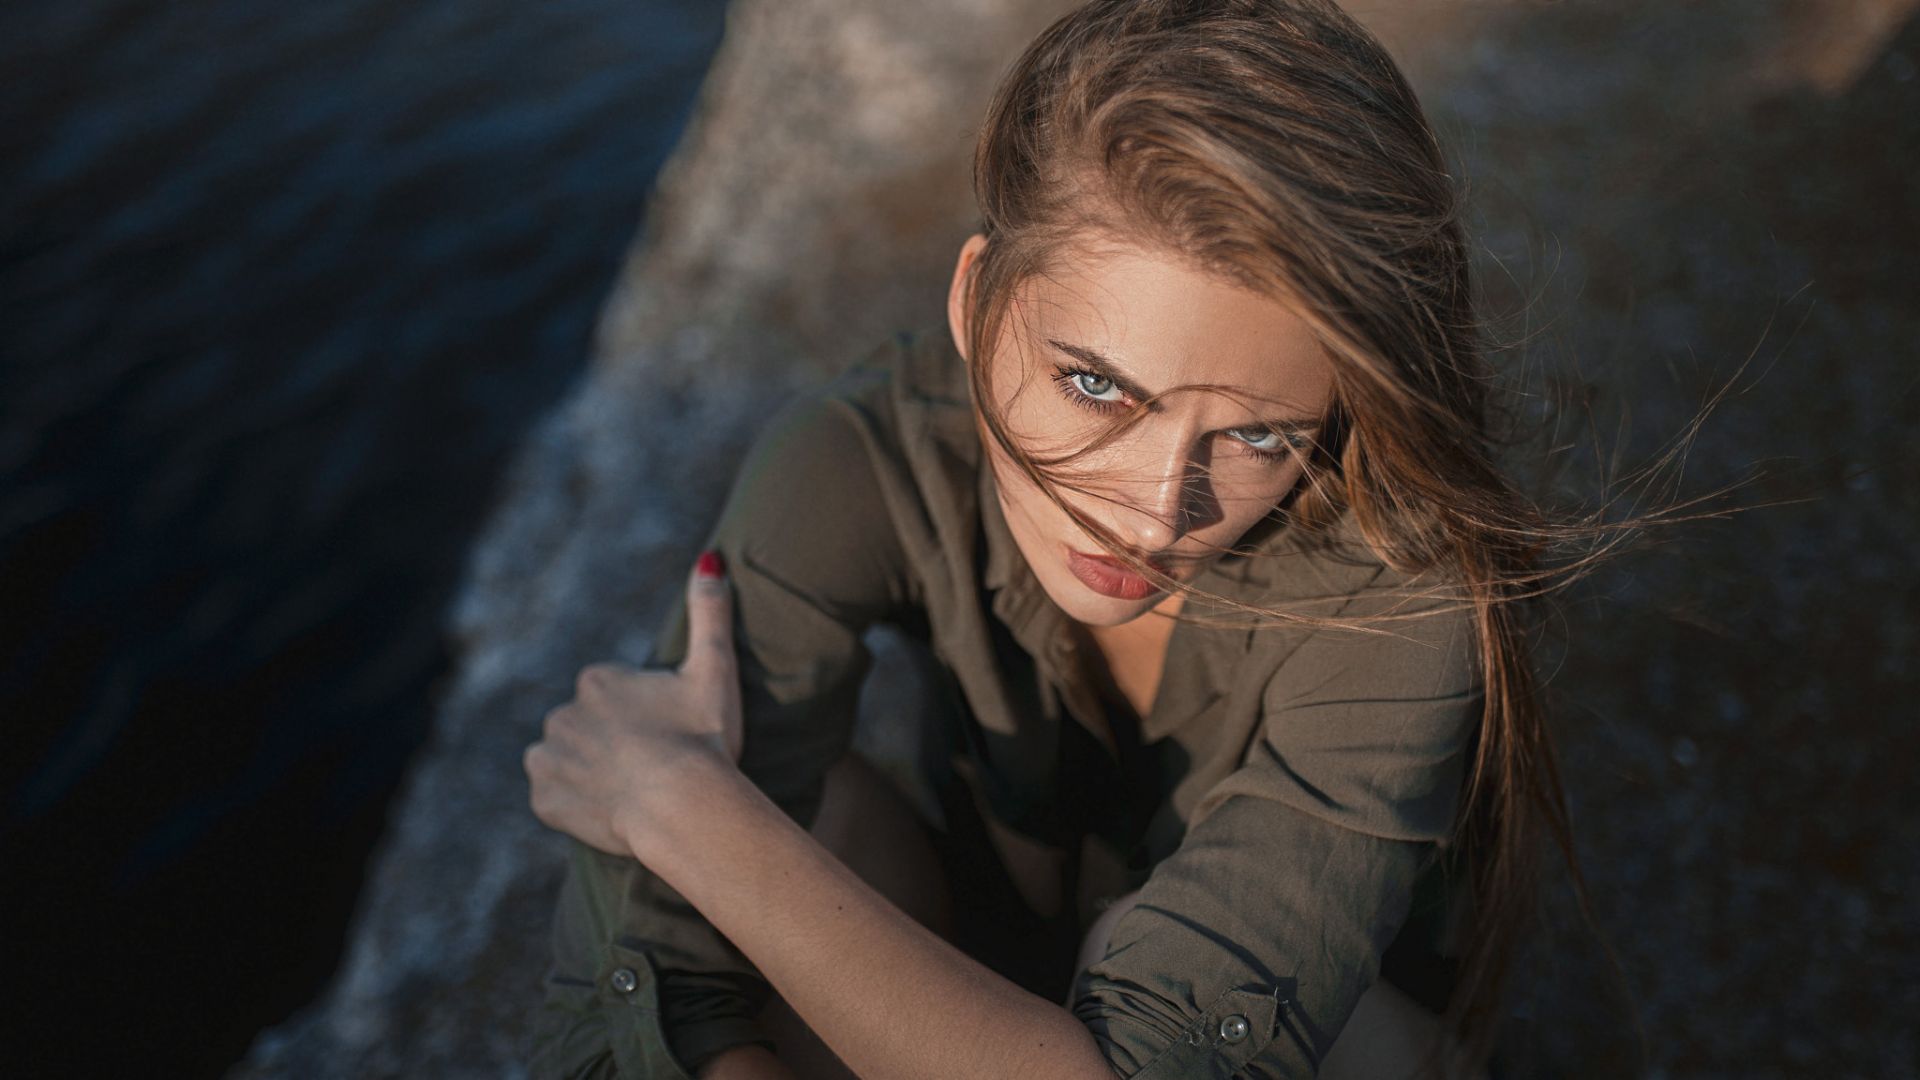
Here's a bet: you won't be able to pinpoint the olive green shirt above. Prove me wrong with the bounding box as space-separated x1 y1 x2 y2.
529 327 1482 1079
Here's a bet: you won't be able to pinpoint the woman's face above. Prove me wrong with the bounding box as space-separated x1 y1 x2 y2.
946 233 1337 628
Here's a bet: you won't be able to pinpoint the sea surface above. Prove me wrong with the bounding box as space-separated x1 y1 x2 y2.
0 2 728 1074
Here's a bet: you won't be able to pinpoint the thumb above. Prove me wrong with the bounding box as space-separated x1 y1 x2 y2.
680 548 736 680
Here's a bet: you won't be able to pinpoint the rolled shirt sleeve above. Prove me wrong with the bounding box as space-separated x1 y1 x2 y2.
530 378 915 1078
1069 583 1483 1078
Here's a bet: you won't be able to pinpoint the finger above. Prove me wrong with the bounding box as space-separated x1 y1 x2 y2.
536 706 602 765
680 548 736 680
523 742 559 798
523 745 567 827
574 662 636 703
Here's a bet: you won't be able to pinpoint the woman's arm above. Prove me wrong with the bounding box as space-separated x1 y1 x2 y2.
638 748 1116 1080
529 471 1479 1078
529 369 924 1078
530 559 1114 1080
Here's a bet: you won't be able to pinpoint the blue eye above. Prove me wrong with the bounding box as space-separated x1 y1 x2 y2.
1228 427 1310 464
1230 427 1309 450
1050 366 1129 413
1070 370 1121 401
1229 427 1282 451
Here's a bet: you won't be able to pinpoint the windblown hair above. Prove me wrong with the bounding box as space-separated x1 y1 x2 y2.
958 0 1712 1070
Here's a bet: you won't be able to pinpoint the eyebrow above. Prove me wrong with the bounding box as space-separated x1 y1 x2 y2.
1045 338 1325 431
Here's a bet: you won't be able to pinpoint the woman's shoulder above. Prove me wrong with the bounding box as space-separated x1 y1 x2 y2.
1219 502 1401 608
1232 503 1465 604
1231 505 1482 699
1208 509 1483 843
788 324 977 463
719 326 983 599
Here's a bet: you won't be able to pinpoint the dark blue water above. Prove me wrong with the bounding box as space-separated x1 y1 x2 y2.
0 2 727 1073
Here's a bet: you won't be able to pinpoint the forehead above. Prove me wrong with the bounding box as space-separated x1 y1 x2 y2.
1007 240 1333 408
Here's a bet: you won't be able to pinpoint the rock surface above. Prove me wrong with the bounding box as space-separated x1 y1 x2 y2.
234 1 1075 1075
1374 3 1920 1075
239 1 1920 1075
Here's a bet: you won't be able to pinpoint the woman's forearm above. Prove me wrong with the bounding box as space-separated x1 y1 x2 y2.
633 753 1113 1080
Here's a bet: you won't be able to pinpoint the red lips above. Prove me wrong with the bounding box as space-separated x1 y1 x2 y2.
1065 547 1169 601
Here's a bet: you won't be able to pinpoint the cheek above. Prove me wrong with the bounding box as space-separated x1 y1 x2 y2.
1210 459 1308 530
993 376 1094 460
998 460 1080 537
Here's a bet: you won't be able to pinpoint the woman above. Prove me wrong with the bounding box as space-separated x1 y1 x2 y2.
526 2 1602 1076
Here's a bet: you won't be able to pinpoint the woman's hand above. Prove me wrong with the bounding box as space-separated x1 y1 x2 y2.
523 550 744 857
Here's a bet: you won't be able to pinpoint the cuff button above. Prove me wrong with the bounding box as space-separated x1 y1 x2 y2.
1219 1014 1250 1043
609 967 639 995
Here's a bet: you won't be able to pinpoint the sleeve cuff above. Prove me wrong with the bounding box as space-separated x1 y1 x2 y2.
1073 983 1297 1079
589 943 775 1079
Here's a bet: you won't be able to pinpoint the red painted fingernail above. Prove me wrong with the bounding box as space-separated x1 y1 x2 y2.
696 549 726 579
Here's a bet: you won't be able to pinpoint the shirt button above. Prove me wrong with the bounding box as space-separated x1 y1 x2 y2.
609 967 639 995
1219 1014 1250 1043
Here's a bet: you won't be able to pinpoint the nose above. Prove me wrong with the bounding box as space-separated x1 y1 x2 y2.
1109 429 1195 554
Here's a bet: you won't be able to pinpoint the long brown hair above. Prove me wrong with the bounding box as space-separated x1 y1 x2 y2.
956 0 1726 1071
